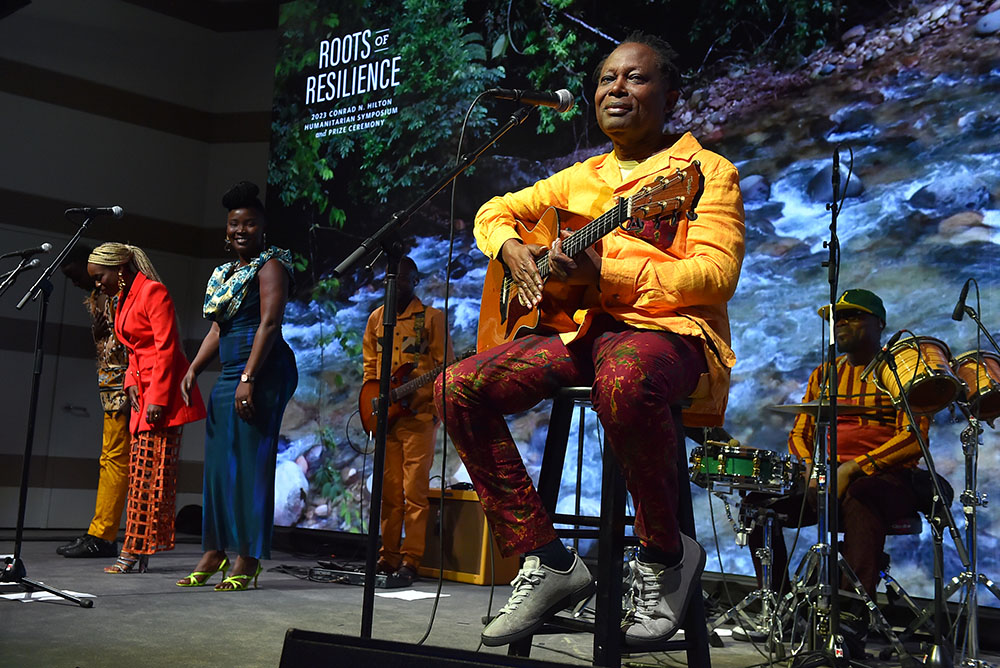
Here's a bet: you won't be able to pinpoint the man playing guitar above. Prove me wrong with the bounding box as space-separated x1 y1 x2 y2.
362 256 453 582
434 32 745 647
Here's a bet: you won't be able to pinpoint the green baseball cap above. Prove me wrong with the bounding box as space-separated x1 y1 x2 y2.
817 288 887 323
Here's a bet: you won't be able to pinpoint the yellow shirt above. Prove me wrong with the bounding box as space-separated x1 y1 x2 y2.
474 132 746 426
788 356 929 475
362 296 453 419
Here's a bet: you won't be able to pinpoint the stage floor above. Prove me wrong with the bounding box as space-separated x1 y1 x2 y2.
2 533 998 667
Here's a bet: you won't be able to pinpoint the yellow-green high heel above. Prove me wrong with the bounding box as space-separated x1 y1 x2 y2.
176 558 229 587
215 562 263 592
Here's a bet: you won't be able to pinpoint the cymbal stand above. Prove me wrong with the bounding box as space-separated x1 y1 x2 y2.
791 143 854 662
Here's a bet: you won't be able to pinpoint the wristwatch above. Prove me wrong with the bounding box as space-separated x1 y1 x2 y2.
240 372 256 383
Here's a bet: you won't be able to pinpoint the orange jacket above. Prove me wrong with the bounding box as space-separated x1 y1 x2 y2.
363 296 453 420
474 133 746 425
789 356 929 475
116 272 206 434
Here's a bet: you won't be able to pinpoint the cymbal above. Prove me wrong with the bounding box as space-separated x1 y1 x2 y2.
769 400 874 417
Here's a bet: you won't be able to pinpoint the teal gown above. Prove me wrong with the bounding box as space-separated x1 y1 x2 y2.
202 281 297 558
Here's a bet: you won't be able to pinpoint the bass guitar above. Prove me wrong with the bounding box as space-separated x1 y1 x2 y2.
476 162 704 353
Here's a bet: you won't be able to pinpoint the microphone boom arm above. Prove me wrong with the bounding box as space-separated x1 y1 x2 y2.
15 216 96 310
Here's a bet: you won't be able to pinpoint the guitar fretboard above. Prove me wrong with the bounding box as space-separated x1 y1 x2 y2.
390 364 444 402
511 167 690 286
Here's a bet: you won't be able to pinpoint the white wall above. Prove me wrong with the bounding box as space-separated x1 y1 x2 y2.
0 0 277 529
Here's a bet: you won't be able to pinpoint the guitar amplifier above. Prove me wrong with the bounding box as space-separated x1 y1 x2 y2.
419 488 519 585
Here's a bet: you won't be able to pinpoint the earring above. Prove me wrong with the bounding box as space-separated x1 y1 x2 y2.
262 232 268 247
225 237 232 252
117 268 126 293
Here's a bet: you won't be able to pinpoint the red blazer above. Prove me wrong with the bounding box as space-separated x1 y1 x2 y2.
115 272 206 434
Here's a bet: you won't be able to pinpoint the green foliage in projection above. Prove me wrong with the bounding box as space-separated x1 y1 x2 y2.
691 0 841 67
269 0 504 225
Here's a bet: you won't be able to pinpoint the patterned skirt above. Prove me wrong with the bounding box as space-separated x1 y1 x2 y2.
122 428 181 555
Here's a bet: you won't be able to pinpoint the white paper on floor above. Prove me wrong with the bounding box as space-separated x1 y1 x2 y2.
0 589 96 603
375 590 450 601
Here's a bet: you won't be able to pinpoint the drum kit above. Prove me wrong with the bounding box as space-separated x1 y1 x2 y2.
691 333 1000 666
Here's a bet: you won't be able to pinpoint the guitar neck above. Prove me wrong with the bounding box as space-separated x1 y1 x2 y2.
534 198 631 280
390 363 444 402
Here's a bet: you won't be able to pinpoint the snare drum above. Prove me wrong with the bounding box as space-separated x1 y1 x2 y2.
952 350 1000 421
871 336 962 414
690 442 800 495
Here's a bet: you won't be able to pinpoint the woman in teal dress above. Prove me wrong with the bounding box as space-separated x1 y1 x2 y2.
178 181 297 591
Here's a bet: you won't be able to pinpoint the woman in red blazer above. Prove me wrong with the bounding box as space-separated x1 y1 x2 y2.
87 243 206 573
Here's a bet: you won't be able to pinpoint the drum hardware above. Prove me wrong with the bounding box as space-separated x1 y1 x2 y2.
878 486 955 668
861 333 977 667
690 442 801 496
952 350 1000 424
941 286 1000 668
776 544 915 666
865 335 963 415
708 499 785 657
932 412 1000 668
772 327 967 666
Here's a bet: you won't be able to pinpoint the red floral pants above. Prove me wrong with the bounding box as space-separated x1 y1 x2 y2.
434 318 706 557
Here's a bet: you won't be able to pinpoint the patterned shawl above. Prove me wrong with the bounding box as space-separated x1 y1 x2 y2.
203 246 293 323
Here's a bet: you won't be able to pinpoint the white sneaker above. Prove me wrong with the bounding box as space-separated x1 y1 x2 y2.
623 533 706 646
481 553 594 646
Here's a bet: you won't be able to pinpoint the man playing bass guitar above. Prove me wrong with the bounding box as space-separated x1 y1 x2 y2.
434 32 745 647
362 256 453 582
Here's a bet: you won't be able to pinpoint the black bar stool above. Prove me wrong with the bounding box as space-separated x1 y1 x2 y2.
509 386 711 667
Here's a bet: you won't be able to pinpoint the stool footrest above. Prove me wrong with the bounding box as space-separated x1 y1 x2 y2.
550 512 636 527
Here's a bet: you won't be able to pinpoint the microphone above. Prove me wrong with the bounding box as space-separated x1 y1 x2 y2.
882 329 904 353
952 279 971 321
487 88 575 113
65 206 125 219
861 329 905 381
0 258 40 280
1 243 52 260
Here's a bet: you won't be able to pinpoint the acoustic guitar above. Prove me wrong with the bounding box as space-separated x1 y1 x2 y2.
476 162 704 353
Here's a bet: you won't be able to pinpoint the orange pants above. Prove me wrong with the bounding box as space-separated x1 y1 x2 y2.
87 412 130 541
122 429 181 555
379 413 437 569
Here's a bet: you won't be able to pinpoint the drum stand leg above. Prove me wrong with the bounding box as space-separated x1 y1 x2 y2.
884 508 955 667
779 545 919 666
838 555 915 664
944 417 999 668
902 417 1000 668
709 508 784 656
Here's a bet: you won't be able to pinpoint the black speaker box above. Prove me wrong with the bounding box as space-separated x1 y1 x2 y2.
279 628 568 667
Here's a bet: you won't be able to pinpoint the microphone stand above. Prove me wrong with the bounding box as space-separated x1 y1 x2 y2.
958 303 1000 360
877 345 972 667
333 104 534 639
793 146 845 665
1 217 98 607
0 257 35 298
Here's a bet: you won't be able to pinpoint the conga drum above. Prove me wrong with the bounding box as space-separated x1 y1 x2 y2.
952 350 1000 421
871 336 962 414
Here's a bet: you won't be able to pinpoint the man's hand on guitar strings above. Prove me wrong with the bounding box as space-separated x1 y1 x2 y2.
500 239 544 308
550 232 601 286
